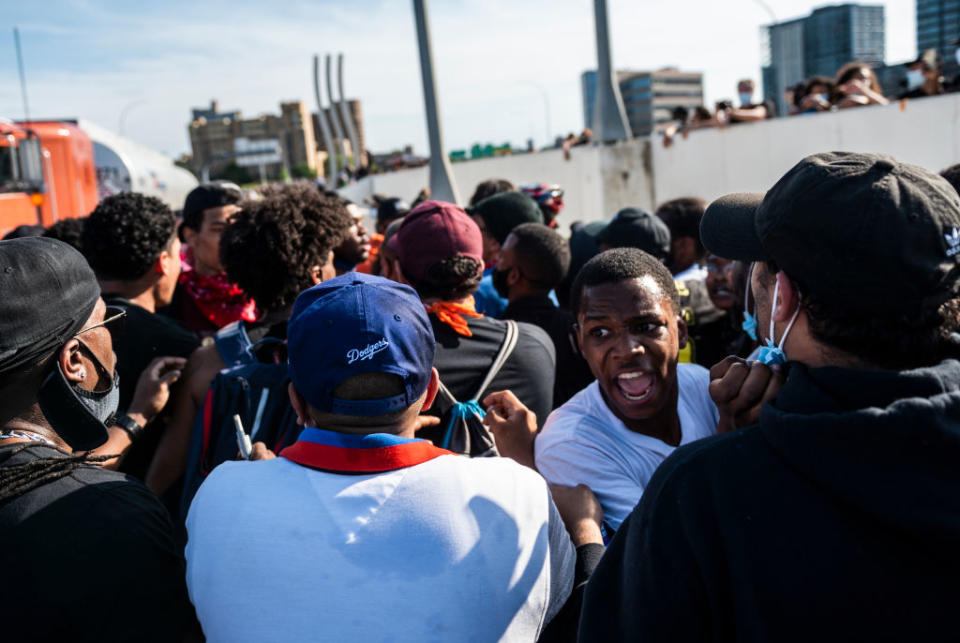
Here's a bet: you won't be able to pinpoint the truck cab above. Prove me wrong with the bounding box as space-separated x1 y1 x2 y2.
0 120 98 235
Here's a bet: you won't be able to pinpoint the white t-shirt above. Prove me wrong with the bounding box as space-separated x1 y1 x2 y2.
535 363 718 530
185 454 575 642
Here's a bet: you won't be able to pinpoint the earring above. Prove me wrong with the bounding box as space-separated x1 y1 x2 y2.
79 369 87 379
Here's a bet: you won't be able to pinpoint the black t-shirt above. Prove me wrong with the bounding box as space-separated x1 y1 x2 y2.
502 295 594 408
422 315 556 444
103 295 200 480
0 444 193 642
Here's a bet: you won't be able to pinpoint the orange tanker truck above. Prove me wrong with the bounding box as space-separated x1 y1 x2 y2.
0 118 198 236
0 119 98 233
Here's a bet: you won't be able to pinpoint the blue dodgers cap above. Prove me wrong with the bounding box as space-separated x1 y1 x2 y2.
287 273 436 416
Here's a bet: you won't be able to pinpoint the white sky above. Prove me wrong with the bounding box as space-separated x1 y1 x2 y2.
1 0 917 158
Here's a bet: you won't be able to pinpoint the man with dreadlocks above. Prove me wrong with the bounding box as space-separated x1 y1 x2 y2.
0 237 194 642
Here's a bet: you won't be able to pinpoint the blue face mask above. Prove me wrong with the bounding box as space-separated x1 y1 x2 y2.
742 263 758 341
742 312 758 341
757 339 786 365
756 279 801 366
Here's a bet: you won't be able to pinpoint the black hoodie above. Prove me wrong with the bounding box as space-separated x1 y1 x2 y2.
579 359 960 642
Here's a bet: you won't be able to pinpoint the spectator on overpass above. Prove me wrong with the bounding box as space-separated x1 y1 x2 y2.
720 79 775 123
900 49 945 100
833 62 889 109
794 76 835 114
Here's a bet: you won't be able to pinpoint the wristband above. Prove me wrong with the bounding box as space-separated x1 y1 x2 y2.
114 413 144 441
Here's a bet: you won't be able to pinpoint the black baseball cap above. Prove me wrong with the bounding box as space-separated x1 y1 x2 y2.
597 207 671 260
701 151 960 314
182 181 243 223
376 198 410 224
0 237 101 375
465 191 543 244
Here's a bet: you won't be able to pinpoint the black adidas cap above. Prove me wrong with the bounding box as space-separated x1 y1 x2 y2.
700 151 960 314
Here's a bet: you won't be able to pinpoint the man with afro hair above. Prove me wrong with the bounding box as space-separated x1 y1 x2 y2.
146 184 352 506
82 192 199 480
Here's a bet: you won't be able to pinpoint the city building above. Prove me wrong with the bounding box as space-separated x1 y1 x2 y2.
188 100 322 182
763 3 885 115
312 100 366 164
871 0 960 100
918 0 960 63
581 68 704 137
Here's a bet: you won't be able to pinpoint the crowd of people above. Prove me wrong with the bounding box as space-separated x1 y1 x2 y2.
665 46 960 147
2 148 960 641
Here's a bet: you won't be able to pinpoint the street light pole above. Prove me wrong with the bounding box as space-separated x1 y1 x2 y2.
593 0 631 142
412 0 460 204
522 82 552 147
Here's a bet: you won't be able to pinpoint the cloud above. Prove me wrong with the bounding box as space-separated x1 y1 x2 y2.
1 0 916 160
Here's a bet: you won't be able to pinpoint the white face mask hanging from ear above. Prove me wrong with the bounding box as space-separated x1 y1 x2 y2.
756 279 801 366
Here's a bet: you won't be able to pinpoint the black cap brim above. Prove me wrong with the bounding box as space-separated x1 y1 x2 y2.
700 193 768 261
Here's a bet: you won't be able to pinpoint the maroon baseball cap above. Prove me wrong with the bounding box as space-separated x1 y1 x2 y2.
387 200 483 283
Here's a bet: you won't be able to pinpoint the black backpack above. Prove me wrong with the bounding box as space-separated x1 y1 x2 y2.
180 356 299 515
432 320 519 457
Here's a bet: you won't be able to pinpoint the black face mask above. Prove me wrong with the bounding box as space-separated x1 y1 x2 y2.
36 344 119 451
492 267 512 300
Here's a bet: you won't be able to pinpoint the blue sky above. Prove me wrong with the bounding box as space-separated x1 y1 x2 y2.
1 0 916 159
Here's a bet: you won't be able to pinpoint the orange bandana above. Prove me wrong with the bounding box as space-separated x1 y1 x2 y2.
425 297 483 337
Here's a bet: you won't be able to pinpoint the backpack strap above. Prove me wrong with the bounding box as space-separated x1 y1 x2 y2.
435 320 519 450
470 320 519 402
213 321 256 368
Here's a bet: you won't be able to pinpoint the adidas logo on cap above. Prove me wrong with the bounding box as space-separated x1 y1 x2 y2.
946 227 960 257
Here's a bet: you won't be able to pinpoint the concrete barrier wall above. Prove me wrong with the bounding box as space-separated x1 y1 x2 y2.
650 93 960 206
340 144 615 235
343 93 960 231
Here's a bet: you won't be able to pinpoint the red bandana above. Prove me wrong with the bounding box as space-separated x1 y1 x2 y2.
180 270 258 329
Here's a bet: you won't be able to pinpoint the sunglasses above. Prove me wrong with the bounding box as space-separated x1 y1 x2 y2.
75 306 127 340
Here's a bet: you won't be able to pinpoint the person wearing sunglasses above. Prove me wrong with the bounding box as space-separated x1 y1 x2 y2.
0 236 193 642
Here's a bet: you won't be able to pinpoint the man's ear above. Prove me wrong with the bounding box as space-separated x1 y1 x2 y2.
309 265 322 286
288 383 308 426
570 322 584 357
508 265 522 288
59 339 85 384
772 271 800 323
421 367 440 412
181 226 197 248
155 250 175 277
676 313 689 351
